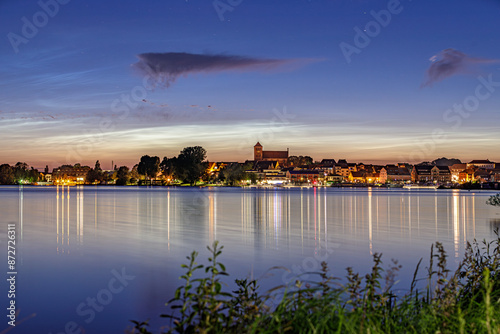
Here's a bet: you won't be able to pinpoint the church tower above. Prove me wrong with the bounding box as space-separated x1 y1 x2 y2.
254 142 263 161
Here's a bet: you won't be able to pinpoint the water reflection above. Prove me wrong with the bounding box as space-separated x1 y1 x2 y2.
6 186 498 333
490 219 500 233
55 185 72 253
209 191 216 242
19 186 23 241
453 190 459 258
368 188 372 255
12 187 496 263
235 189 489 261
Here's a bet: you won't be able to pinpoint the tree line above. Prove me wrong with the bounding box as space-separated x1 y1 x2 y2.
0 146 314 186
79 146 211 186
0 162 41 184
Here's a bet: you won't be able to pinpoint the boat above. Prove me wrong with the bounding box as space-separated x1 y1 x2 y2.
403 184 439 189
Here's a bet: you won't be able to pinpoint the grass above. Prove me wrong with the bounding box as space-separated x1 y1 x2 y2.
129 230 500 334
487 194 500 207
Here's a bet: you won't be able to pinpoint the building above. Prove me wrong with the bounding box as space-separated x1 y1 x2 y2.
379 165 411 183
319 159 336 174
458 168 475 183
52 164 91 184
286 170 321 184
467 160 495 169
320 159 336 166
432 166 452 183
412 165 451 183
254 142 289 166
411 165 433 183
473 169 492 183
325 174 344 183
348 170 379 183
253 160 280 171
450 163 467 181
261 168 287 184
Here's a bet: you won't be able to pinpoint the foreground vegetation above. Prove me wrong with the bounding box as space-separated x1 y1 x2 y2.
130 230 500 334
487 193 500 207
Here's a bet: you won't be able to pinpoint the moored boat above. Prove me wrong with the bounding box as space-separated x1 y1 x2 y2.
403 184 439 189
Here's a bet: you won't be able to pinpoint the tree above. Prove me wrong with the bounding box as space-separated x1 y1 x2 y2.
129 165 141 185
12 162 39 183
174 146 207 185
248 172 257 184
288 156 299 167
86 161 104 184
160 156 176 181
115 166 130 185
13 162 28 182
137 155 160 180
86 169 101 184
222 163 244 186
432 157 462 167
287 156 313 167
0 164 15 185
301 156 313 165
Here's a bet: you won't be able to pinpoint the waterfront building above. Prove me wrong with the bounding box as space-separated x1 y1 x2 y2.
379 165 411 183
411 165 433 183
52 164 91 184
286 170 321 184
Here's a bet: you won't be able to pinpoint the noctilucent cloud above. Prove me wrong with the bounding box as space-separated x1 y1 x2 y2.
1 0 500 169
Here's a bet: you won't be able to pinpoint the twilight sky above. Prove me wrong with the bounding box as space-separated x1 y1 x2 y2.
1 0 500 169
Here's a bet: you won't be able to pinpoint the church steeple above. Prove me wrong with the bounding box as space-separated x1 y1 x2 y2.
254 142 263 161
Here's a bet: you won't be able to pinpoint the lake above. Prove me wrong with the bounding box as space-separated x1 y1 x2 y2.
1 186 499 333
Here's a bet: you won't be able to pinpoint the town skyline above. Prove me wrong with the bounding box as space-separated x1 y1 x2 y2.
1 143 500 171
2 143 498 187
1 141 498 171
1 149 499 172
1 1 499 168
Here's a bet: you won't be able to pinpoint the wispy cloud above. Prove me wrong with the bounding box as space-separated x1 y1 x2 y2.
132 52 318 88
422 48 500 87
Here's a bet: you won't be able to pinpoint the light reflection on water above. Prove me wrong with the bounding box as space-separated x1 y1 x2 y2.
0 186 497 333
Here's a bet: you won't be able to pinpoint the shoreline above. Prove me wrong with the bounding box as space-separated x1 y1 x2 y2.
3 183 500 191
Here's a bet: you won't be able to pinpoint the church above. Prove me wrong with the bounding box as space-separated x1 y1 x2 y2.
253 142 289 166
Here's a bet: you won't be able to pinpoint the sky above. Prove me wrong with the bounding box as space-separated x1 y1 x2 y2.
1 0 500 169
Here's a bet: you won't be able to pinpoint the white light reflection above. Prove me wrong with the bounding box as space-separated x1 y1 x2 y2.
67 186 70 247
452 190 460 259
368 188 373 255
167 191 170 250
18 186 23 242
208 191 217 243
301 190 304 251
76 185 84 245
56 185 59 252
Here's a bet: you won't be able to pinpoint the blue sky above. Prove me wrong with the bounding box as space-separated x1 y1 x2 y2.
1 0 500 169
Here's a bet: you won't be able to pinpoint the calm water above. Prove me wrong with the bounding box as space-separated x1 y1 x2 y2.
1 186 499 333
